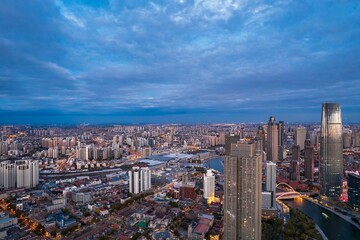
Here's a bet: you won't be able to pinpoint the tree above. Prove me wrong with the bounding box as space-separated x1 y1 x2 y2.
34 224 45 236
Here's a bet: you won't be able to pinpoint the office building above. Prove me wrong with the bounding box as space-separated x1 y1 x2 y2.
203 169 215 199
304 139 314 181
267 116 278 162
224 138 261 240
290 145 300 181
295 127 307 150
266 162 276 208
128 166 151 194
348 173 360 210
320 103 343 198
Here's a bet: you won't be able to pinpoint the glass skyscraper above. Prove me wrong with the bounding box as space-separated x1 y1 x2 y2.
320 103 343 198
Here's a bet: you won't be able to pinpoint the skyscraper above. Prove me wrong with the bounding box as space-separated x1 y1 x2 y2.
278 121 285 160
266 162 277 208
290 145 300 181
320 103 343 198
304 139 314 181
203 169 215 199
224 138 261 240
295 127 307 150
267 116 278 162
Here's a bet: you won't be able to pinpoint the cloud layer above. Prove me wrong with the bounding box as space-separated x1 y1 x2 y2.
1 0 360 123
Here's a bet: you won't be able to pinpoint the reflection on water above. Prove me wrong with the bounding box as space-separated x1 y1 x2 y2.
284 198 360 240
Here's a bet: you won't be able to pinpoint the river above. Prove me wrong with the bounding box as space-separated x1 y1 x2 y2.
284 198 360 239
206 157 360 239
206 157 224 174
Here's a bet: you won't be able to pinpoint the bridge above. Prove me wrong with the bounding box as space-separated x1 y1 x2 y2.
276 182 302 200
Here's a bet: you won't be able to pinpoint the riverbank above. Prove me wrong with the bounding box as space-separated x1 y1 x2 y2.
303 196 360 231
315 224 328 240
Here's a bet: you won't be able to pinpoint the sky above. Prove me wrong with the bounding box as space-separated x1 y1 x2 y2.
0 0 360 124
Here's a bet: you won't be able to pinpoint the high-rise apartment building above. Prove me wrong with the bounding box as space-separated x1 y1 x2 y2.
266 162 277 208
348 173 360 210
128 166 151 194
224 138 261 240
320 103 343 198
295 127 307 150
267 116 278 162
304 139 314 181
203 169 215 199
0 160 39 190
140 167 151 192
290 145 300 181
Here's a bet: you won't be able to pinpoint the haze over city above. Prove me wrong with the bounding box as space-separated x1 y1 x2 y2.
1 1 360 240
1 1 360 124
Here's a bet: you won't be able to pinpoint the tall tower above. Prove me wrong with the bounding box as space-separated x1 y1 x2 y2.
224 138 261 240
304 139 314 181
267 116 278 162
266 162 277 208
320 103 343 198
203 169 215 199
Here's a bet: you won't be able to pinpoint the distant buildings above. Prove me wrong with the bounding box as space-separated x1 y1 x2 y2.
304 139 314 181
224 137 261 240
0 160 39 190
320 103 343 199
348 173 360 210
266 162 277 208
128 166 151 194
203 169 215 199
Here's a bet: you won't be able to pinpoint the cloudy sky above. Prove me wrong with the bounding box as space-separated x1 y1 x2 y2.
0 0 359 124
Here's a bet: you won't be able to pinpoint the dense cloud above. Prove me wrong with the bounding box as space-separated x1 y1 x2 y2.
0 0 359 123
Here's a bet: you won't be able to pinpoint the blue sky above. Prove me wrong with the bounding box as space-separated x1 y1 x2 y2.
0 0 359 124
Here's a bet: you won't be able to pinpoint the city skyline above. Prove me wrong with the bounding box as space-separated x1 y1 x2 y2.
1 1 360 124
